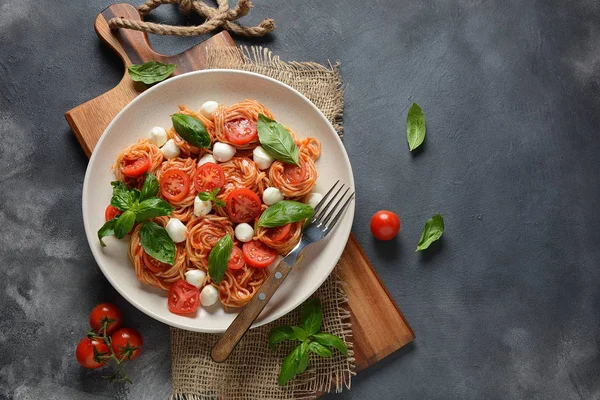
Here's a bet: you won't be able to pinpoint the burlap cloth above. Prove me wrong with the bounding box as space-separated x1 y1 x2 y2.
170 46 354 400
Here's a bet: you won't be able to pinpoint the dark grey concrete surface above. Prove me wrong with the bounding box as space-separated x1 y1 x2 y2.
1 0 599 398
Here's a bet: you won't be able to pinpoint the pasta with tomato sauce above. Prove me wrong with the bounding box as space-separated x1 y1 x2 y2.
103 99 321 315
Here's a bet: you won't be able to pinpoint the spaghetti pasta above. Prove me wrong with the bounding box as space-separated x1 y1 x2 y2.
213 100 274 150
113 138 163 186
268 152 318 197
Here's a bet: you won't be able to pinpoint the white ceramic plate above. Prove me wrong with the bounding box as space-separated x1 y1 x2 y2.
83 70 354 333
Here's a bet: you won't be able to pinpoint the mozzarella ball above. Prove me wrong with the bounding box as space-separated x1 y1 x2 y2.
198 153 216 166
263 187 284 206
165 218 187 243
199 101 219 120
148 126 168 147
234 223 254 243
200 285 219 306
253 146 275 170
306 193 324 209
161 139 180 159
213 142 236 162
194 196 212 217
185 269 206 289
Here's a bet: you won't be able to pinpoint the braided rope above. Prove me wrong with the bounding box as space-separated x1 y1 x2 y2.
108 0 275 37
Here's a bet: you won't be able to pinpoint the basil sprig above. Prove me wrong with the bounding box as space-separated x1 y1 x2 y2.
257 201 314 228
269 299 348 386
406 102 426 151
127 61 176 85
257 113 300 165
198 188 225 208
416 214 444 251
97 174 174 247
140 221 176 265
171 114 211 148
208 234 233 284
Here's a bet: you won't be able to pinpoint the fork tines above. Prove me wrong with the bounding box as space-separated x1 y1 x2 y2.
311 181 354 232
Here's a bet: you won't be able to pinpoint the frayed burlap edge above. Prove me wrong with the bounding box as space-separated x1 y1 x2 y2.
169 46 353 400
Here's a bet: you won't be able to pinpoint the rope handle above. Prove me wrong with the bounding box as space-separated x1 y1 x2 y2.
108 0 275 37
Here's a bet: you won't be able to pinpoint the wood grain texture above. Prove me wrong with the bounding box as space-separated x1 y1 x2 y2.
66 2 414 376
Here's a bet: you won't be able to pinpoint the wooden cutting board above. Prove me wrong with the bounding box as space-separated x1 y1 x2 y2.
66 3 414 377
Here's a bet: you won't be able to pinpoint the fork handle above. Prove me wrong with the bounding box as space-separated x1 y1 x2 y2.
211 260 293 362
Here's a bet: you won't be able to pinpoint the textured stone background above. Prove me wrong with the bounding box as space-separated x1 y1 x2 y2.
1 0 599 399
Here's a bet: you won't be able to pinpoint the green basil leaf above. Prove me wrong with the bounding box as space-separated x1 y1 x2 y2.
416 214 444 251
139 221 176 265
269 326 295 348
257 113 300 165
406 102 426 151
97 217 118 247
140 174 159 201
301 298 322 336
171 113 211 148
278 345 301 386
208 234 233 284
210 188 220 197
213 198 226 208
127 61 176 85
295 341 310 374
135 198 174 222
291 326 308 342
114 210 136 239
257 201 314 228
308 341 332 358
198 192 212 201
311 333 348 356
110 181 139 211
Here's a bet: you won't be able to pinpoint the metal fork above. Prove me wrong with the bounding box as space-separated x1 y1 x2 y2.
211 181 354 362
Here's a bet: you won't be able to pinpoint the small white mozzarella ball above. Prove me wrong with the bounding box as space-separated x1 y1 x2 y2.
165 218 187 243
198 153 216 166
185 269 206 289
161 139 180 159
234 223 254 243
200 285 219 307
148 126 168 147
212 142 236 162
194 196 212 217
253 146 275 170
306 193 324 209
263 187 284 206
199 101 219 120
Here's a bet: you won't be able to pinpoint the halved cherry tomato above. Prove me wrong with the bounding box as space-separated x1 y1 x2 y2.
168 280 200 315
227 246 245 270
224 118 258 145
370 210 400 241
76 337 109 369
142 251 171 273
105 204 122 221
242 240 277 268
193 162 225 193
89 303 122 335
226 188 262 223
160 169 190 203
121 156 150 178
264 223 292 243
283 159 308 184
111 328 143 361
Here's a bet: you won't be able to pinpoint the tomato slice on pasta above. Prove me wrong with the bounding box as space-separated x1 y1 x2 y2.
242 240 277 268
226 188 262 223
105 204 122 221
193 162 225 193
121 156 151 178
142 251 171 273
283 159 308 184
227 246 245 270
168 280 199 314
264 223 292 243
224 118 258 145
160 169 190 202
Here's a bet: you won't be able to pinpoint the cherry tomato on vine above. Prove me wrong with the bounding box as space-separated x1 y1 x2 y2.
370 210 400 241
111 328 143 361
76 337 109 369
89 303 123 336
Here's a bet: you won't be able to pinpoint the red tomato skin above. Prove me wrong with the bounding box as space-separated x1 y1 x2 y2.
168 280 200 315
76 337 109 369
226 189 262 223
227 246 245 270
121 157 151 178
370 210 401 241
242 240 277 268
224 118 258 145
105 205 122 221
89 303 123 336
160 169 191 203
193 163 225 193
111 328 143 361
264 223 292 243
142 251 171 273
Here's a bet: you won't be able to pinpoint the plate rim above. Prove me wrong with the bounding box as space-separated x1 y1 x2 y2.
82 69 355 333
